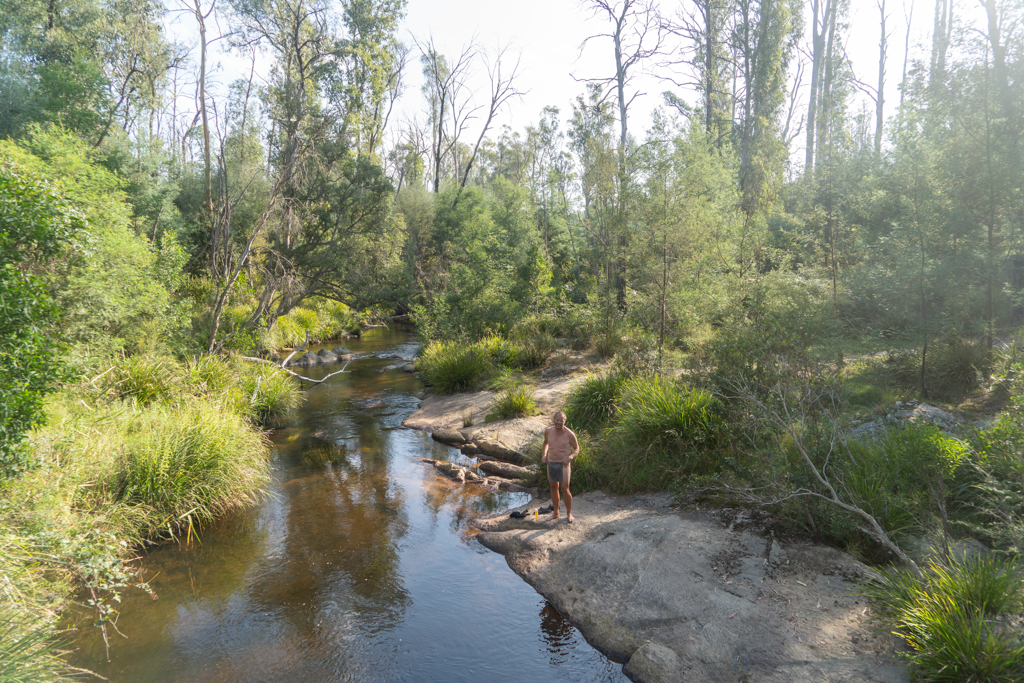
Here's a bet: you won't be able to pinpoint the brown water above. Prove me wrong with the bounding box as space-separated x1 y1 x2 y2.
65 328 626 682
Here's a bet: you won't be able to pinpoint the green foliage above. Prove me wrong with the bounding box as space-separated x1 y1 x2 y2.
1 128 181 369
486 385 537 421
0 607 70 683
0 154 81 477
419 341 492 395
861 556 1024 683
565 371 627 434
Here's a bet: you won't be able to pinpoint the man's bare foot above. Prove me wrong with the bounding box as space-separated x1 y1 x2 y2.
548 514 560 521
567 514 575 523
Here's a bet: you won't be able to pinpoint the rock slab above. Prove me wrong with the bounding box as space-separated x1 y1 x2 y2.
475 492 909 683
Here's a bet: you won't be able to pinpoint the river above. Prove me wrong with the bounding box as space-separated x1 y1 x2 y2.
64 327 626 682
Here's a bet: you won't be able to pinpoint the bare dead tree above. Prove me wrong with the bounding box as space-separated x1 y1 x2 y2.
415 36 478 193
458 44 525 190
875 0 893 155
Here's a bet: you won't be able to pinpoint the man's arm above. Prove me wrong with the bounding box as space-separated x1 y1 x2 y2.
541 428 550 463
568 430 579 460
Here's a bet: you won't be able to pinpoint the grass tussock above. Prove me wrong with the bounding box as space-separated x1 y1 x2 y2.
419 341 491 394
565 373 723 493
861 555 1024 683
565 371 626 434
486 385 537 421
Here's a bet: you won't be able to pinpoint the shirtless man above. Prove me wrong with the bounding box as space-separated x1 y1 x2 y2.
541 411 580 522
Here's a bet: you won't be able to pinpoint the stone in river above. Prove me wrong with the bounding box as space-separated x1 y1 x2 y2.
478 460 535 480
474 438 528 465
432 428 467 446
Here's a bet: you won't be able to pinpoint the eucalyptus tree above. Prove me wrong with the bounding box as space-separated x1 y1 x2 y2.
662 0 733 145
0 0 173 144
804 0 847 175
202 0 401 351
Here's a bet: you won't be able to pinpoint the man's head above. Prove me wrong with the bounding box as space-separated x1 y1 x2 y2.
553 411 566 429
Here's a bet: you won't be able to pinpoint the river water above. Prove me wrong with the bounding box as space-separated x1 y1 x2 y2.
65 328 626 682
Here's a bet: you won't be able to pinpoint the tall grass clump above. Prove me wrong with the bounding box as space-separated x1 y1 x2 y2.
588 375 722 491
613 375 720 455
80 401 272 537
237 362 302 428
564 371 627 434
861 555 1024 682
419 340 491 394
486 385 536 421
102 355 179 404
931 339 989 395
480 335 520 367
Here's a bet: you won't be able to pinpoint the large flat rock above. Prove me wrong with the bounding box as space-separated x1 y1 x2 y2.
475 492 909 683
402 376 580 454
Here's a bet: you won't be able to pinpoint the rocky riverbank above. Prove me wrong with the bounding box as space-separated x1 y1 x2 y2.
402 379 911 683
475 494 908 683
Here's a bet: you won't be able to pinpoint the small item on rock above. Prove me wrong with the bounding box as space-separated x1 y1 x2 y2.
538 505 554 514
509 510 527 519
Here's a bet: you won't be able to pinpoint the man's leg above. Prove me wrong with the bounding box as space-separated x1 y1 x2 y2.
562 466 573 522
549 481 561 520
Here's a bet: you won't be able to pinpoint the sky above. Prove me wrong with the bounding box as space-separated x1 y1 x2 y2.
165 0 992 155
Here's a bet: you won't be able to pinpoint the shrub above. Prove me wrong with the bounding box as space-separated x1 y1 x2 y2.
419 341 491 394
612 330 660 376
564 371 626 434
486 385 536 421
861 556 1024 683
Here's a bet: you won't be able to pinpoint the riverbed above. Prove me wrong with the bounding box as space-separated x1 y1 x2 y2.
64 328 626 682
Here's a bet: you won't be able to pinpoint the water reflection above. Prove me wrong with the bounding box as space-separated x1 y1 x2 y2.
64 328 626 682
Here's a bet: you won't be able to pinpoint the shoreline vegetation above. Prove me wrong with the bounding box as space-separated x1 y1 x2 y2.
0 354 302 679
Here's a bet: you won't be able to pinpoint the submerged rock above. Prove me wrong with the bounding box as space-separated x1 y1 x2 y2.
318 350 339 363
332 346 353 355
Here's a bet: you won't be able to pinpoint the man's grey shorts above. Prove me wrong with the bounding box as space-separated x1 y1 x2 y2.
547 462 564 483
